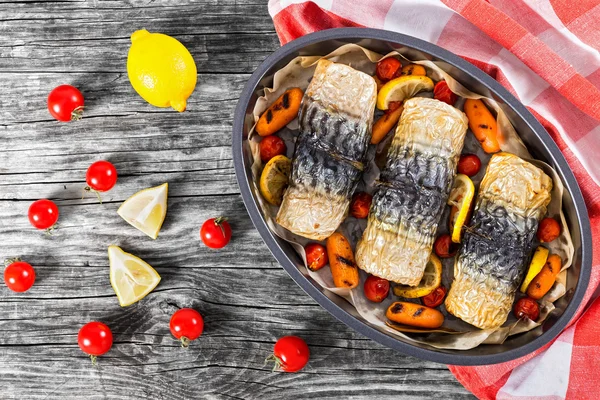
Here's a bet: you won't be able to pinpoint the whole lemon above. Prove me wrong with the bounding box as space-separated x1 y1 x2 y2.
127 29 197 112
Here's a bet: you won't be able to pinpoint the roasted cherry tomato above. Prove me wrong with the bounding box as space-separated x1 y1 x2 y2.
86 160 118 192
78 321 113 363
170 308 204 347
537 218 561 243
513 297 540 321
363 275 390 303
350 192 372 219
200 217 232 249
4 260 35 292
433 81 457 106
433 234 459 258
28 199 59 230
422 286 447 308
260 135 287 163
266 336 310 373
376 58 402 82
457 154 481 177
48 84 84 122
305 243 328 271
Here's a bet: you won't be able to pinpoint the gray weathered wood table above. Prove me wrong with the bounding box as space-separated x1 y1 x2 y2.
0 1 474 398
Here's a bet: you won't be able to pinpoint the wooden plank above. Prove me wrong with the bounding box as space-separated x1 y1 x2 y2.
0 0 473 398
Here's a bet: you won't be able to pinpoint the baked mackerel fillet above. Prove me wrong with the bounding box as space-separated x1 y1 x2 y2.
276 59 377 241
355 97 468 285
445 152 552 329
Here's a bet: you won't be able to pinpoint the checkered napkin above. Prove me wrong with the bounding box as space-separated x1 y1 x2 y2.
268 1 600 398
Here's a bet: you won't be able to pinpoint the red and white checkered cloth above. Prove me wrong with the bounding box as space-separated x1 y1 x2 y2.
268 1 600 398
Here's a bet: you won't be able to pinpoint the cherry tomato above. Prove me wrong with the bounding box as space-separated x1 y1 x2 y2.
513 297 540 321
350 192 372 219
457 154 481 177
537 218 561 243
433 234 459 258
170 308 204 347
260 136 287 163
86 161 118 192
28 199 59 230
363 275 390 303
305 243 328 271
422 286 447 308
78 322 113 363
3 260 35 292
433 81 457 106
200 217 232 249
267 336 310 372
48 84 84 122
376 58 402 82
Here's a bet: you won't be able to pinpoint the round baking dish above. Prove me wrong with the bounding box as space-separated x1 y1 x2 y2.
232 28 592 365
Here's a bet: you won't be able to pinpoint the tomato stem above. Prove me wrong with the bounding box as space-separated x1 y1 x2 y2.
71 106 84 121
264 354 283 372
90 355 97 365
4 257 21 267
45 224 58 236
214 216 228 238
180 336 190 348
83 186 103 204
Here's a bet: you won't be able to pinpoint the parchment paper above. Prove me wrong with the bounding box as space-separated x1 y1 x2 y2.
247 44 574 350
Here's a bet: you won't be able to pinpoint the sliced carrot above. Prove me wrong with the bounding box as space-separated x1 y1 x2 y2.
256 88 303 137
371 104 403 144
400 64 426 76
326 232 359 289
527 254 562 300
464 99 500 153
386 301 444 328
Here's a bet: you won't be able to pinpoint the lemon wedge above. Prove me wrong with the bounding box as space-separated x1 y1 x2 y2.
520 246 550 293
259 155 291 206
448 174 475 243
118 183 168 239
376 75 434 110
108 245 161 307
393 254 442 298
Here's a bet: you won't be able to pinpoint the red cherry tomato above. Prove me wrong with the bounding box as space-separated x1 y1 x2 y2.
363 275 390 303
350 192 372 219
48 84 84 122
457 154 482 177
260 136 287 163
422 286 447 308
433 81 457 106
28 199 59 230
513 297 540 321
433 234 459 258
4 260 35 292
376 58 402 82
305 243 328 271
267 336 310 372
86 161 118 192
78 322 113 363
170 308 204 347
200 217 232 249
537 217 561 243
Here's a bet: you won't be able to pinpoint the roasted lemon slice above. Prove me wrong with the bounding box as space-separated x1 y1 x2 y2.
376 75 434 110
448 174 475 243
520 246 550 293
259 155 291 206
393 254 442 298
108 245 161 307
117 183 168 240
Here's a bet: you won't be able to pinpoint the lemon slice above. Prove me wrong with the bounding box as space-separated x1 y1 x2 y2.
377 75 434 110
108 245 161 307
117 183 168 239
520 246 549 293
448 174 475 243
393 254 442 298
259 155 292 206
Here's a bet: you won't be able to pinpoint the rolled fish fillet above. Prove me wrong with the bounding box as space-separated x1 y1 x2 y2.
276 59 377 240
356 97 468 285
445 152 552 330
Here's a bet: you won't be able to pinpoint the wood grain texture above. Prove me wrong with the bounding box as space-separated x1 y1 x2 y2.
0 1 474 399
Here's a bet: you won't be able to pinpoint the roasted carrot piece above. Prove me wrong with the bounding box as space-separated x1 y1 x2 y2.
326 232 359 289
527 254 562 300
400 64 426 76
464 99 500 153
256 88 303 137
371 103 403 144
386 301 444 328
